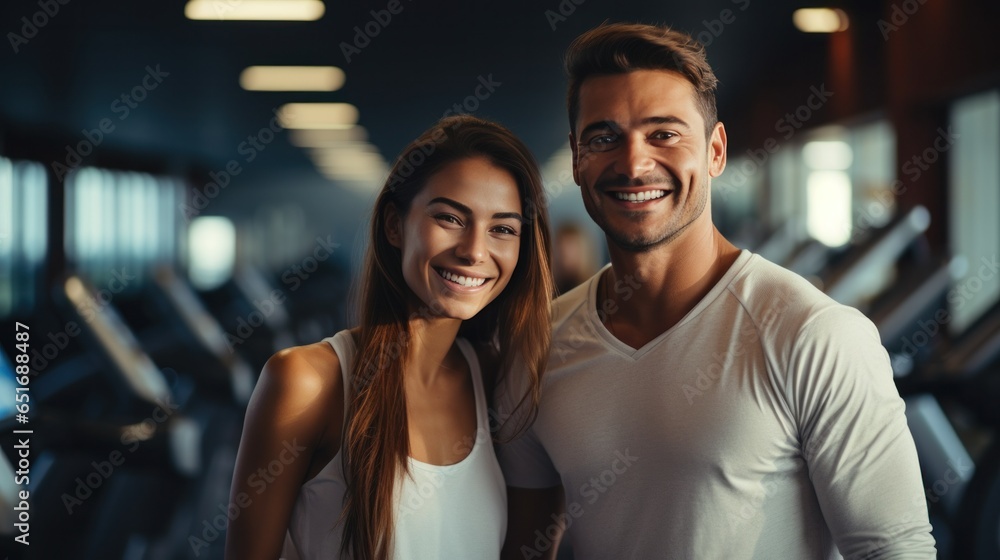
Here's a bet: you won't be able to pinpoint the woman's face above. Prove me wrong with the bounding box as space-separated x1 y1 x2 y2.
389 156 525 321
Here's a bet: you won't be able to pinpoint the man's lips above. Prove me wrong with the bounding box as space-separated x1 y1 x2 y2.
607 188 670 203
596 174 679 204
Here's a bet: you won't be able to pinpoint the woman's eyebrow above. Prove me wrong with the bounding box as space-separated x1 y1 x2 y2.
428 197 524 222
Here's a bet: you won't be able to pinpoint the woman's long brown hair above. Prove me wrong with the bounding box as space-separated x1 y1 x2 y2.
339 115 552 560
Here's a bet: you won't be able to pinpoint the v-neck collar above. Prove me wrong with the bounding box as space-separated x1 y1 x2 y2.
586 250 753 361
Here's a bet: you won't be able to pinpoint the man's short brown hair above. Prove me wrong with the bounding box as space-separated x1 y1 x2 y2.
566 23 719 137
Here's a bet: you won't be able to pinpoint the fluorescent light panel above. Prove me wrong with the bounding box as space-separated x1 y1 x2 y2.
240 66 344 91
278 103 358 129
315 165 386 178
313 146 388 181
310 149 385 169
289 127 368 148
320 176 384 189
185 0 325 21
318 167 384 178
793 8 849 33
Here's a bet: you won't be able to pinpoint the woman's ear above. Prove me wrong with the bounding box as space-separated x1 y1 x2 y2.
384 203 403 248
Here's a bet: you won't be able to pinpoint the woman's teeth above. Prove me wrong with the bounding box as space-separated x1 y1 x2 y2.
615 190 666 202
438 269 486 287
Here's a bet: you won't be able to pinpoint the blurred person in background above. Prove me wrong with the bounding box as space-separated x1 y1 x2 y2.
226 115 553 560
552 222 600 295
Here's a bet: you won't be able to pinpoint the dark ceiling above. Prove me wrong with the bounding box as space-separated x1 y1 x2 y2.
0 0 860 180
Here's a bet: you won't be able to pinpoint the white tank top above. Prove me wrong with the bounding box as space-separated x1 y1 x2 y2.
281 330 507 559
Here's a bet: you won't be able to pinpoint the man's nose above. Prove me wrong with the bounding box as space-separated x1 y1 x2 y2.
613 135 657 179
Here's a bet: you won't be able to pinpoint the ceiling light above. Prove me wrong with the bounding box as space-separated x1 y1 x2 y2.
289 127 368 148
318 166 385 179
793 8 849 33
185 0 325 21
277 103 358 129
312 145 388 183
240 66 344 91
310 147 384 169
316 165 387 185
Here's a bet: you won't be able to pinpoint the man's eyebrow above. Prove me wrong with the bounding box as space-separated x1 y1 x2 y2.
642 115 691 130
578 115 692 137
428 197 524 222
578 120 618 137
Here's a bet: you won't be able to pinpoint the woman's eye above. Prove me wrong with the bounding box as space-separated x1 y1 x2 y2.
493 225 519 236
436 214 462 226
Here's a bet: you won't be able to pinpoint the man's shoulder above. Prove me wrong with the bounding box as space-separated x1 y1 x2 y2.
728 253 848 332
729 252 879 342
732 251 824 294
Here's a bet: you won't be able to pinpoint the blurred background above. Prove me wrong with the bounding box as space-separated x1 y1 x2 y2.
0 0 998 558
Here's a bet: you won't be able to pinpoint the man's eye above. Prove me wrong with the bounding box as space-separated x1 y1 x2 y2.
587 134 619 152
649 131 677 144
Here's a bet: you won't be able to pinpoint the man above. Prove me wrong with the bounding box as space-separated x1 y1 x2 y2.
497 23 936 559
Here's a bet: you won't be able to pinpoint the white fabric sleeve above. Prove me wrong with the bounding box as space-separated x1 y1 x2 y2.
493 367 561 489
496 422 561 489
788 305 937 559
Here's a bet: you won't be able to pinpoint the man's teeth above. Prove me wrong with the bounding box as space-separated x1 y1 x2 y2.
438 269 486 287
615 190 666 202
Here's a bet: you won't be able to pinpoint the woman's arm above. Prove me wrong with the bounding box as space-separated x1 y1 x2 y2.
225 343 344 560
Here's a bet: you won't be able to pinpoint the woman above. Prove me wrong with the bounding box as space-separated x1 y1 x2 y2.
225 115 553 560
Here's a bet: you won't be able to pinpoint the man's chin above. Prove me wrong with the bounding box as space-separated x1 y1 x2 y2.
605 229 667 253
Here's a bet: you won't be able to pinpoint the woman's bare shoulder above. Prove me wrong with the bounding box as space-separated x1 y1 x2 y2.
227 339 345 560
252 339 345 421
267 341 340 384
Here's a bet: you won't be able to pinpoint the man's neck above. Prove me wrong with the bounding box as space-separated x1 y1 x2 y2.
601 224 741 348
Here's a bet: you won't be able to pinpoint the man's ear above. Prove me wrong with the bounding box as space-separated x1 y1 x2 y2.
384 203 403 248
569 132 581 186
708 121 728 178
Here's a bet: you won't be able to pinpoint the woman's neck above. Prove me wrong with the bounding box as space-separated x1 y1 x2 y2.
404 316 463 387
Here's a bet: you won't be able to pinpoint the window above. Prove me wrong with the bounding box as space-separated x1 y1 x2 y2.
65 166 182 287
0 157 47 316
947 89 1000 334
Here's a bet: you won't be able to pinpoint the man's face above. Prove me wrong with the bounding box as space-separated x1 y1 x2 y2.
571 69 727 252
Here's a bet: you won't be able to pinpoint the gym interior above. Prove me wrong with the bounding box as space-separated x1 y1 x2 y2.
1 1 998 558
